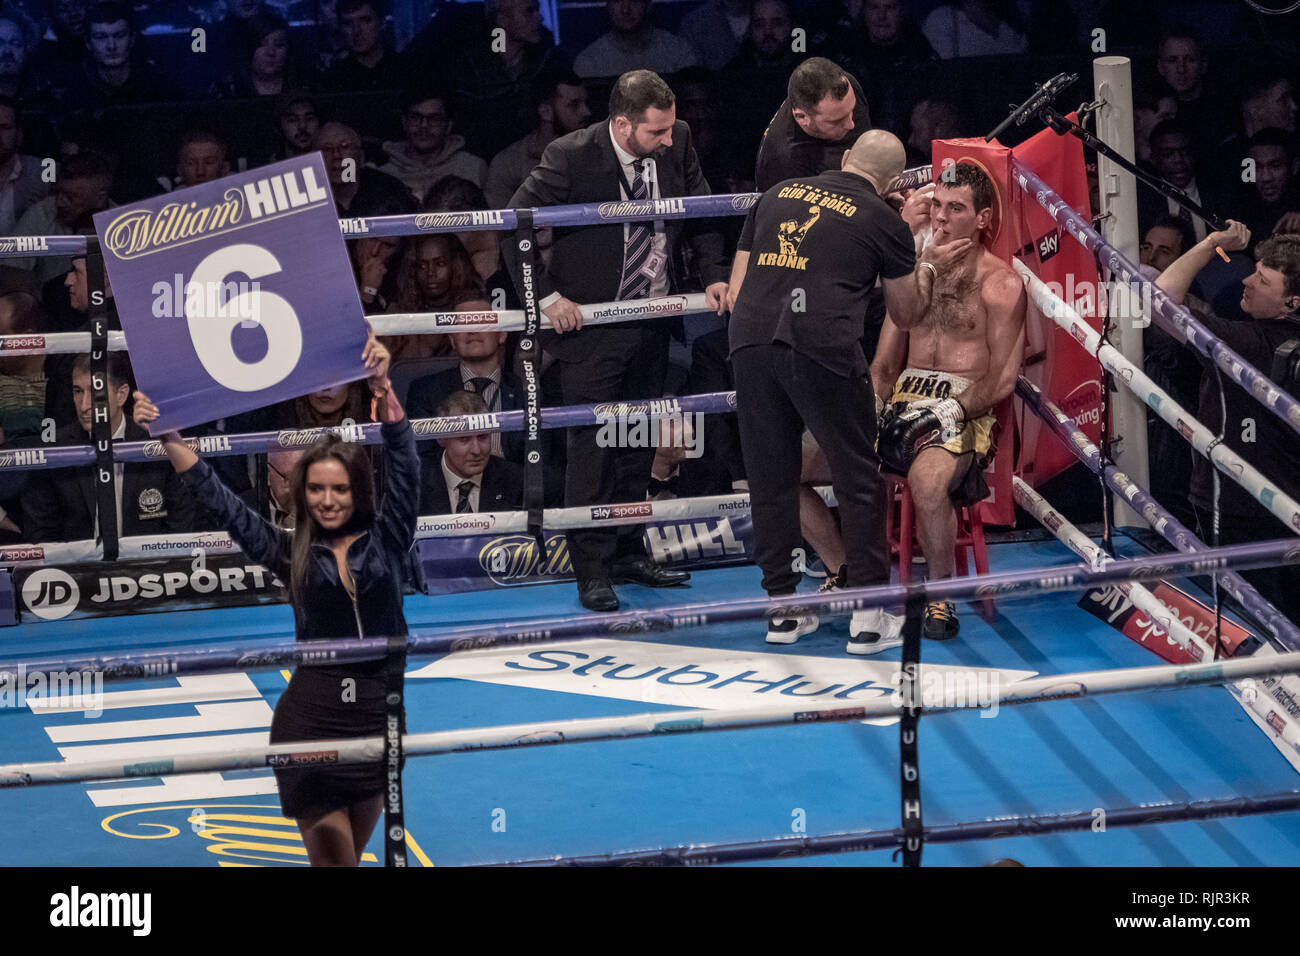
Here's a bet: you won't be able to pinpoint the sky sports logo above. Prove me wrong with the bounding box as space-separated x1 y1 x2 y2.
590 503 653 521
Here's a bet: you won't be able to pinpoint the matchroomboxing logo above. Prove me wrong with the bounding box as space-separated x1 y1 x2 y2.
731 195 758 211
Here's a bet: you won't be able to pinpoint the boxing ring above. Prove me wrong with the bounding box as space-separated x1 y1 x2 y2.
1 138 1299 872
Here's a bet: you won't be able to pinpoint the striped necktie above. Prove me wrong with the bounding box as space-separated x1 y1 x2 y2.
455 479 474 513
617 159 653 300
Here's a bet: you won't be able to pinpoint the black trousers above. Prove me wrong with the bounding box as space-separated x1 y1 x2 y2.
732 343 890 596
559 324 670 581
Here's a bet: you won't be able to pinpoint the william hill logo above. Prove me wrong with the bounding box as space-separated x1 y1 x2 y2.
0 449 46 467
0 237 47 253
590 503 653 521
597 199 684 219
102 166 328 259
415 211 505 229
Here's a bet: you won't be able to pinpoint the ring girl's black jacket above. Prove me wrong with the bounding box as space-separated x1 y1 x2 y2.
176 418 420 650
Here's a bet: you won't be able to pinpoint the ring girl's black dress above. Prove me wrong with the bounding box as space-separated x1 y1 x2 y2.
179 416 419 819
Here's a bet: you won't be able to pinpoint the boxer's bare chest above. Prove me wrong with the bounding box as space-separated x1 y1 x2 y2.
909 266 990 375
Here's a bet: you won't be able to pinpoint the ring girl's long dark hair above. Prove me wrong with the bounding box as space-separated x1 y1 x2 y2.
286 434 377 604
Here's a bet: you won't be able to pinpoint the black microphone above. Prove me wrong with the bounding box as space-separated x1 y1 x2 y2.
985 73 1079 142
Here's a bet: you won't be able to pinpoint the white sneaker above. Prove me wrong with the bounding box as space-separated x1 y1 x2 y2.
767 608 820 644
847 607 905 655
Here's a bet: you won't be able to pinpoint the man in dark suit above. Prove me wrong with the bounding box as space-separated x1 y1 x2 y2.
407 296 525 463
23 351 195 541
503 69 730 612
419 390 523 515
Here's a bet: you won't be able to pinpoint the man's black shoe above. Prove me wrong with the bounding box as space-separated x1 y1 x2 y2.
609 558 690 587
578 578 619 612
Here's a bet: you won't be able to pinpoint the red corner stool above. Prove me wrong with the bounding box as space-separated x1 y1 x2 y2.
883 474 995 622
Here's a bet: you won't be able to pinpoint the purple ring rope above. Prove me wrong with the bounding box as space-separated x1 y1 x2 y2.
1017 374 1300 648
107 391 738 462
492 789 1300 866
0 164 936 257
3 536 1295 686
1014 160 1300 440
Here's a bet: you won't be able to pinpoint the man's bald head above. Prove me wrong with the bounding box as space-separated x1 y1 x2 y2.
841 129 906 191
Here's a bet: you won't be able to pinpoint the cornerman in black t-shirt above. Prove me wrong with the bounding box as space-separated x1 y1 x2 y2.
725 128 965 654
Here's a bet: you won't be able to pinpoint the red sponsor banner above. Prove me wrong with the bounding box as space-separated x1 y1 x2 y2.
928 124 1101 524
1011 119 1103 487
1077 580 1254 664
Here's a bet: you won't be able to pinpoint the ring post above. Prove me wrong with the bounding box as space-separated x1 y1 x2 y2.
1093 55 1149 529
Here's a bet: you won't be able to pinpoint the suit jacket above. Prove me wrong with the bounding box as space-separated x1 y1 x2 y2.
420 451 524 515
23 422 197 541
502 118 730 362
406 366 526 463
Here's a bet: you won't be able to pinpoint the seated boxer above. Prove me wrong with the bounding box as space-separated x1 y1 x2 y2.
871 162 1027 640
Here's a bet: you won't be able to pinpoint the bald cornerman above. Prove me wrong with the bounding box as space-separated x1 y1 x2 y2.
724 129 965 654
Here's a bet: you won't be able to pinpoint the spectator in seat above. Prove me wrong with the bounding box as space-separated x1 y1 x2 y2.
385 233 479 361
61 2 162 110
352 233 404 316
319 0 404 92
1138 119 1223 244
1134 82 1178 167
263 89 321 163
0 96 51 235
835 0 935 130
418 389 522 515
23 351 196 541
904 96 960 169
485 68 591 210
0 290 48 448
574 0 700 79
36 0 89 80
407 291 521 460
432 0 571 159
921 0 1027 59
0 12 47 102
378 90 487 203
164 130 231 192
214 11 306 98
678 0 749 72
1238 129 1300 246
317 121 415 217
12 150 112 285
421 176 509 286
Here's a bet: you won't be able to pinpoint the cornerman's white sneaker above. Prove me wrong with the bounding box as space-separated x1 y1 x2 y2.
847 607 905 655
766 607 820 644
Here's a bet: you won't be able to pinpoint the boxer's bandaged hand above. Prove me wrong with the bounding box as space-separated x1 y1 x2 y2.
932 397 965 440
